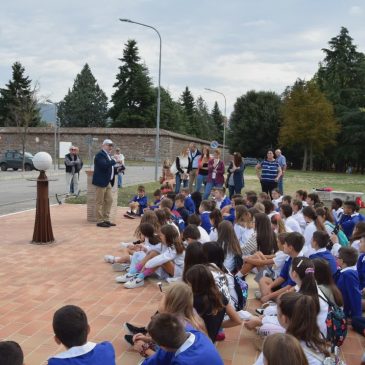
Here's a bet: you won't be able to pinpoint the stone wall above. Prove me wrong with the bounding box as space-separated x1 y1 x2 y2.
0 127 228 162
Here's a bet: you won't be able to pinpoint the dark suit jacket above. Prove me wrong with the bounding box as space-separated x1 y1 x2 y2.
92 150 116 188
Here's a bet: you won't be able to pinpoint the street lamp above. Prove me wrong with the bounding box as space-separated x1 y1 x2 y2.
204 88 227 162
46 99 59 170
119 18 162 181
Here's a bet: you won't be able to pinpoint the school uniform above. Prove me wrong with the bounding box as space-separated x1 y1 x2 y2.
184 195 196 215
279 256 296 288
234 224 254 250
292 210 306 233
215 196 231 210
200 211 212 234
176 207 189 224
141 329 224 365
356 253 365 290
284 216 302 233
332 207 344 223
309 248 338 276
198 226 211 243
130 195 148 215
339 213 365 239
223 207 235 223
48 342 115 365
336 266 362 318
303 221 316 257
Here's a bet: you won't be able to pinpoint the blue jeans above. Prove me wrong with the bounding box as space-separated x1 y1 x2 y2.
278 177 283 194
195 174 207 193
175 174 188 193
203 181 223 200
118 174 123 188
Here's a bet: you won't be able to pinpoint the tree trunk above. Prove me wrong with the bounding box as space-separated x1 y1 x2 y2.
302 145 308 171
309 144 313 171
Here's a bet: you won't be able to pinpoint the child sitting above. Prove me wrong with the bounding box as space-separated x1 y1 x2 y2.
182 224 201 246
48 305 115 365
148 189 164 210
140 313 224 365
336 246 362 318
174 194 189 224
259 232 304 303
339 200 365 239
0 341 24 365
331 198 344 223
271 188 283 210
281 195 292 205
222 196 246 223
213 187 231 210
245 191 258 208
295 189 308 207
280 204 301 233
209 209 223 241
309 231 338 276
199 200 214 234
160 199 185 232
126 185 148 217
357 234 365 309
291 199 306 233
187 215 210 243
180 188 196 215
234 205 254 249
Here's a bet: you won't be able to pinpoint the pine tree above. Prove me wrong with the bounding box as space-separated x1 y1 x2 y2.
0 62 40 127
195 96 212 140
211 101 224 142
180 87 199 136
280 80 339 171
109 39 155 128
58 64 108 127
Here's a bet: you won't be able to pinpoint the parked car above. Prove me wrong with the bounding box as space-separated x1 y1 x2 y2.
244 157 261 167
0 150 35 171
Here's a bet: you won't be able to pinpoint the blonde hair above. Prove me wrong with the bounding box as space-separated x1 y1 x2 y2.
134 211 160 237
163 282 206 334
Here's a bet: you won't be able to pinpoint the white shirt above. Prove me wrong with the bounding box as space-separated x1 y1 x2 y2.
303 221 317 257
209 227 218 241
332 207 344 222
272 196 283 209
234 224 254 249
292 211 307 233
285 216 302 233
198 226 211 243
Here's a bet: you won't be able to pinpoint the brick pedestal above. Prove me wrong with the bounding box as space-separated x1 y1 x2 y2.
85 170 118 223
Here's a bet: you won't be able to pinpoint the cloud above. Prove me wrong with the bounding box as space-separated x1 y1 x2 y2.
349 5 363 16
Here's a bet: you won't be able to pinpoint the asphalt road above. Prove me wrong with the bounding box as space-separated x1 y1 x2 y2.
0 165 159 216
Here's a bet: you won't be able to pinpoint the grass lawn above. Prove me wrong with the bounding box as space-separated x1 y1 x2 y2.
66 167 365 206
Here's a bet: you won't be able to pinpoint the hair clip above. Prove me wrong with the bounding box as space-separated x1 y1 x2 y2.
296 259 303 268
305 268 315 275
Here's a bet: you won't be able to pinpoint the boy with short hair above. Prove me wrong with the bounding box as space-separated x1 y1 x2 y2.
175 194 189 224
0 341 24 365
213 187 231 210
182 224 201 245
245 191 258 208
339 200 365 239
187 214 210 243
180 188 196 215
336 247 362 318
48 305 115 365
309 231 338 276
199 200 213 234
281 195 292 205
331 198 343 223
149 189 164 210
259 232 304 303
140 313 223 365
126 185 148 217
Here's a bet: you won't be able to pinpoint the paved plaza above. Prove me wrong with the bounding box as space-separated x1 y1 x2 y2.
0 204 364 365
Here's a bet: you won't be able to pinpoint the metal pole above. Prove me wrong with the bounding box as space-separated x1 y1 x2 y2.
204 88 227 161
119 19 162 181
47 100 58 170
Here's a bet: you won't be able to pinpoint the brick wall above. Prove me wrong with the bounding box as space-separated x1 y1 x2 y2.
0 127 228 162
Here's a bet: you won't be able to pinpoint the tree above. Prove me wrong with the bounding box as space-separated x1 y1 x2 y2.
58 63 108 127
109 39 155 127
0 62 40 127
280 80 340 171
228 90 281 158
211 101 224 143
195 96 213 140
180 87 200 137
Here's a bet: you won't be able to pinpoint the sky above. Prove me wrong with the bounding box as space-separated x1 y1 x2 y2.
1 0 364 116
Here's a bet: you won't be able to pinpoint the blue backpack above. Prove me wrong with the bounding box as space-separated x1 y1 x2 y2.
233 275 248 311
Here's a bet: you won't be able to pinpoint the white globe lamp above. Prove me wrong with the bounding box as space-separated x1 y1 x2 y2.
33 152 53 171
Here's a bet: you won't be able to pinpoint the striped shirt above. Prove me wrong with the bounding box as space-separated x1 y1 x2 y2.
260 160 280 182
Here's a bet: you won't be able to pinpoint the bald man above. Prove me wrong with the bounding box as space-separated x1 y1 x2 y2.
275 149 287 194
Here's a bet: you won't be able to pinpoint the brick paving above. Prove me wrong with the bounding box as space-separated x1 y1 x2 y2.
0 204 364 365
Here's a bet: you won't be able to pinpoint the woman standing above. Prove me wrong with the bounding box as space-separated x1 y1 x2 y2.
256 150 282 199
195 146 211 193
226 152 245 198
203 149 225 199
174 147 191 193
114 148 125 188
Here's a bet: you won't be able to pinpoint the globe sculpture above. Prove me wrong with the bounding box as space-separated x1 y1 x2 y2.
30 152 55 244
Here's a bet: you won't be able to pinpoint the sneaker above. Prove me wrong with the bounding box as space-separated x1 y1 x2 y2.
112 263 130 272
104 255 116 263
165 277 180 283
124 334 134 346
254 290 262 300
123 322 147 335
124 276 144 289
215 331 225 341
115 272 137 283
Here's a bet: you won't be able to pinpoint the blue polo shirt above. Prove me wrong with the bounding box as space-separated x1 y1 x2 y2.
309 249 338 276
279 256 296 287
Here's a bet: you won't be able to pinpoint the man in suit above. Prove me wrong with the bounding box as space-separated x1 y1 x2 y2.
92 139 121 228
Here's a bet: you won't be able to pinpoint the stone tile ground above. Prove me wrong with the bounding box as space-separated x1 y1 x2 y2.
0 204 363 364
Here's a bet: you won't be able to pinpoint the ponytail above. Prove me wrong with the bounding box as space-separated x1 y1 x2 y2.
302 206 326 232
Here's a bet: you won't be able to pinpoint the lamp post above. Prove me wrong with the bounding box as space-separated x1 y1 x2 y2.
46 99 59 170
119 18 161 181
204 88 227 162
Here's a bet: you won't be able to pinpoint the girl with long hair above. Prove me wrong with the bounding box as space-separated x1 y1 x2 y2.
302 206 326 256
195 146 211 193
234 205 254 249
216 220 242 272
350 222 365 251
226 152 245 198
182 241 208 282
209 208 223 241
184 264 241 342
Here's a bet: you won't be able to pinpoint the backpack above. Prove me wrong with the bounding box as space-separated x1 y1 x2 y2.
233 254 244 274
319 294 347 352
232 275 248 311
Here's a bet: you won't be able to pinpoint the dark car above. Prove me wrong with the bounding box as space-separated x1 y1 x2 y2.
0 150 35 171
244 157 261 167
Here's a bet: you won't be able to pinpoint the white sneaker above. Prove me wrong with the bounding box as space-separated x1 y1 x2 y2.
124 276 144 289
112 263 130 272
238 310 253 320
104 255 116 263
120 242 131 248
115 272 137 283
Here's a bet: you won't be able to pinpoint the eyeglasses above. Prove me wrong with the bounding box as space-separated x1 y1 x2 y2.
71 149 76 151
